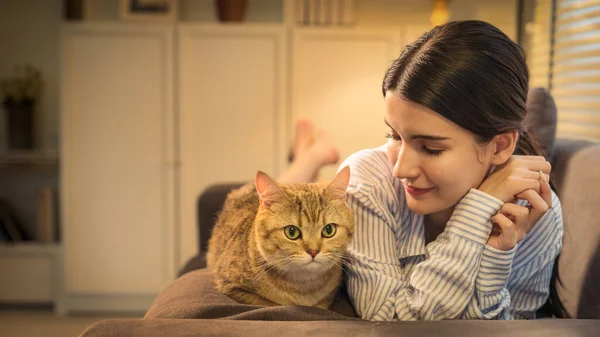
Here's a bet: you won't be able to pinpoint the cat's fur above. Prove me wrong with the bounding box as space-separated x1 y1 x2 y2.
206 167 354 309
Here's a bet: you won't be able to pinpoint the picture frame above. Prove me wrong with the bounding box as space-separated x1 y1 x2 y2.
119 0 178 22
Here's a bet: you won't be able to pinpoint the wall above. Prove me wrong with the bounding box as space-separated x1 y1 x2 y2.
357 0 517 39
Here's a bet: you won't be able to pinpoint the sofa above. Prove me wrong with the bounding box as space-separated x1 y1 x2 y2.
80 89 600 336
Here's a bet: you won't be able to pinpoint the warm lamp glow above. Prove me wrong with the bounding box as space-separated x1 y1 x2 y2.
430 0 450 27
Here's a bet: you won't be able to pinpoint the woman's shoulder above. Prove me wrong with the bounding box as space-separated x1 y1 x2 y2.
339 145 407 218
339 145 394 189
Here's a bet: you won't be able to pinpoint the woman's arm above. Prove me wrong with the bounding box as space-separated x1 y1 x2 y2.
464 192 563 319
346 184 504 320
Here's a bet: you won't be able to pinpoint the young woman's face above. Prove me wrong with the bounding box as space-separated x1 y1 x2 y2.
384 92 494 215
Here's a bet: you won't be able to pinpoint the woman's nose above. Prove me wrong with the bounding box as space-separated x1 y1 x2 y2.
392 145 420 180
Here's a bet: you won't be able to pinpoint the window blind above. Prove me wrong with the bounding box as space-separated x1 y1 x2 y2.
529 0 553 89
529 0 600 140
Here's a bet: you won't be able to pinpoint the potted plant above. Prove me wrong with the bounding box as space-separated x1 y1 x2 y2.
0 65 42 150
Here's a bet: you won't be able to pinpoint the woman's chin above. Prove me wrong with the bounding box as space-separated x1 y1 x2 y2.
405 198 431 215
405 197 447 216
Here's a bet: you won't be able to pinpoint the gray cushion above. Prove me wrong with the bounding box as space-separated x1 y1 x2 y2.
525 87 558 161
553 139 600 318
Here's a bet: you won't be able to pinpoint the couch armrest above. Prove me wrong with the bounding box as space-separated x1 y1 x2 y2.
551 138 598 194
81 318 600 337
197 182 246 254
551 138 600 318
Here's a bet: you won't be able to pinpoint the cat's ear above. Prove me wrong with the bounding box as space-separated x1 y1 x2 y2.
326 166 351 200
255 170 286 208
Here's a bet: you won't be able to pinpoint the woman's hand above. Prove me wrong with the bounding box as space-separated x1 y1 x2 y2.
478 155 551 203
487 173 552 251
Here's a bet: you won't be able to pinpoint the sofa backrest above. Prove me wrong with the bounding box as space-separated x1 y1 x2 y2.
552 138 600 319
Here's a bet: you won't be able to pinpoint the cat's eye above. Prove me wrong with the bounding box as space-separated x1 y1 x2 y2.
322 224 337 238
284 226 301 240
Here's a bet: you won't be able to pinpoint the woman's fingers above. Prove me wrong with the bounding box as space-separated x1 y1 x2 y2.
485 155 553 251
516 168 550 182
492 213 516 246
500 203 528 225
511 156 551 174
539 173 553 209
499 203 528 242
513 155 546 161
515 189 548 233
510 177 542 196
493 213 514 232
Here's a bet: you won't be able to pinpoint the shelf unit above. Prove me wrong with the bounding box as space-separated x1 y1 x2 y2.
0 150 59 169
0 243 61 307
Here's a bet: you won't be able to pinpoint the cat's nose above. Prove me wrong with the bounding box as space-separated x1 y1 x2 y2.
307 250 319 258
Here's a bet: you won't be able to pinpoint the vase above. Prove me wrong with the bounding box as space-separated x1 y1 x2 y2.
65 0 84 21
3 101 34 150
215 0 247 22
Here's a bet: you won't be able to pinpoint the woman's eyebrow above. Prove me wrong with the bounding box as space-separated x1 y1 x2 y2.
384 119 451 141
411 135 451 141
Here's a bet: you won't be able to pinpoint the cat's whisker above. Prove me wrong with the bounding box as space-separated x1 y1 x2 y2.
322 255 353 278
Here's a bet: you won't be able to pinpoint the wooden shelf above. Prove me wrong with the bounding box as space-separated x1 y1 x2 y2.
0 242 60 256
0 151 59 168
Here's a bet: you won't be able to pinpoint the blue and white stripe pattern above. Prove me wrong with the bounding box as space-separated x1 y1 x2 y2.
341 145 563 320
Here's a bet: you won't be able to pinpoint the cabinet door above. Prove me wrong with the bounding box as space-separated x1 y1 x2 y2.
61 24 176 294
178 25 287 264
292 28 403 180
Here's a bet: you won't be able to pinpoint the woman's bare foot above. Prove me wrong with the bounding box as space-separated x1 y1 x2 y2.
293 119 314 159
278 122 339 184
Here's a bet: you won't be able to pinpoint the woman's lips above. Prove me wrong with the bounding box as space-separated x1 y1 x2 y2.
405 185 435 196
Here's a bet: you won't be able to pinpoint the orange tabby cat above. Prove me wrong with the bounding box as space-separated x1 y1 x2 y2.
207 167 354 309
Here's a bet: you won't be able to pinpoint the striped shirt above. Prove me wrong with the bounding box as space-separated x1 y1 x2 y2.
340 145 563 321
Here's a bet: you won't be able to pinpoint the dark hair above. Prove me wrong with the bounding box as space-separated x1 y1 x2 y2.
382 20 568 318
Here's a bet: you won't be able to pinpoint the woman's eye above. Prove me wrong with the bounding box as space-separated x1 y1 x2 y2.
385 132 402 141
322 223 337 238
284 225 301 240
422 146 443 156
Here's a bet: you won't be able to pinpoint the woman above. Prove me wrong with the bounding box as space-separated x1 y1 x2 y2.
340 20 564 320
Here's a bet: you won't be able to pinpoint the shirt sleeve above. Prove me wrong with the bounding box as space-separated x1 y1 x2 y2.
463 191 564 319
345 183 505 321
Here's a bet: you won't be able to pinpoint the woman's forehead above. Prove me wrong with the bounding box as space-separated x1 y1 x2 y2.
384 94 465 138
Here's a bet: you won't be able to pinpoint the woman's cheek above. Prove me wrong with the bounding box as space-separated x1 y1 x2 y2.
387 143 399 164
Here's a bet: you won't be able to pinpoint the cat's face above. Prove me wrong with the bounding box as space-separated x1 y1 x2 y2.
253 168 354 275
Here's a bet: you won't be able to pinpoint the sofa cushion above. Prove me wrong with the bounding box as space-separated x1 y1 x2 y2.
145 268 359 320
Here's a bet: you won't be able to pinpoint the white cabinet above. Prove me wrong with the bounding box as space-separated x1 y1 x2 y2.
177 24 287 264
60 24 176 310
291 28 403 179
59 23 286 312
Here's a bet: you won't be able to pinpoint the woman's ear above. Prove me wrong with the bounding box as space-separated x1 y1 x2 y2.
489 130 518 165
